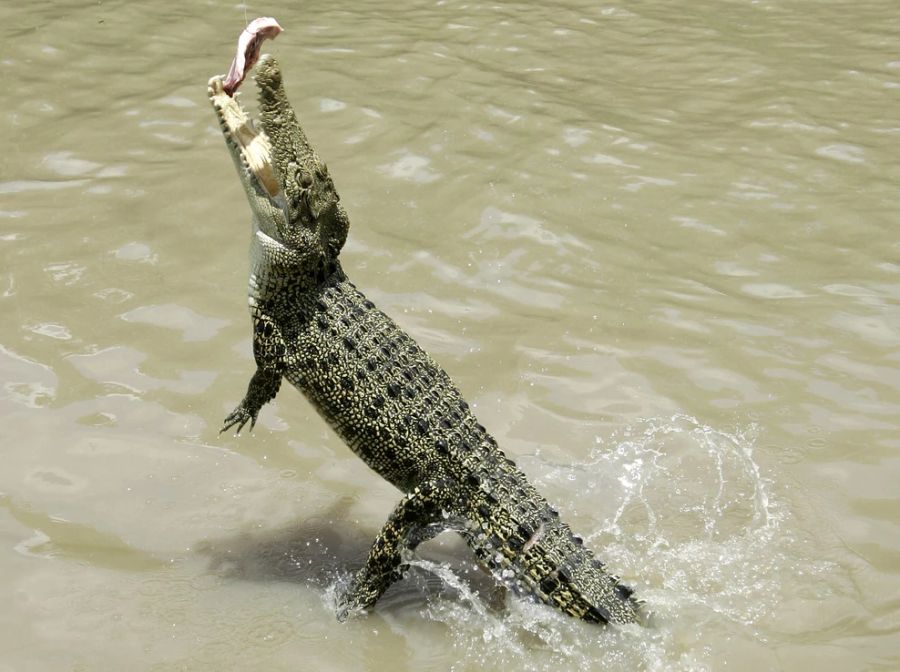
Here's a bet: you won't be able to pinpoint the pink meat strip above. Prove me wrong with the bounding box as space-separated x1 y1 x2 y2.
222 17 283 96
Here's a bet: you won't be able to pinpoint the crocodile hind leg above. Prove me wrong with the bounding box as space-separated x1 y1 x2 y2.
337 478 452 621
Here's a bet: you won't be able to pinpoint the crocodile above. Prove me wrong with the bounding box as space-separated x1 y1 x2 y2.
207 53 640 625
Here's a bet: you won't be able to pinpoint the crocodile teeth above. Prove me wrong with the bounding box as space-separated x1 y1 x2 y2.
208 76 280 198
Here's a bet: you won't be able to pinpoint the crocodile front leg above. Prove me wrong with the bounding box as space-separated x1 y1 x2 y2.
221 311 286 434
338 478 452 621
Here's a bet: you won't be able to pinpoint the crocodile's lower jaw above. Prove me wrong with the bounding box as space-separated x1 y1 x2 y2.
208 76 280 198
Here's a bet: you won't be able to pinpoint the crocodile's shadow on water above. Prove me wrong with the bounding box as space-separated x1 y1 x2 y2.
194 497 504 615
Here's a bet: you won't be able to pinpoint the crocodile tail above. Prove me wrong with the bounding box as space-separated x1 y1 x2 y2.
508 515 639 624
462 454 639 624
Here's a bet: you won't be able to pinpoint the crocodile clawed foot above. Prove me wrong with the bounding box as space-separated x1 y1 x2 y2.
485 583 509 614
220 404 257 435
335 587 369 623
335 566 401 622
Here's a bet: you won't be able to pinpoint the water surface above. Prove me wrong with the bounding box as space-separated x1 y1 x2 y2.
1 1 898 670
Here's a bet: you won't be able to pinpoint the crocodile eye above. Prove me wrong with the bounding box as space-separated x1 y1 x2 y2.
294 167 312 188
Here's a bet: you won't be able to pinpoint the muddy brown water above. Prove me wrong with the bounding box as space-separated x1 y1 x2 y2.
1 2 898 670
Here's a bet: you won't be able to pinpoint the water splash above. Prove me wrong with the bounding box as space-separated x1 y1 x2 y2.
580 414 795 628
320 415 833 670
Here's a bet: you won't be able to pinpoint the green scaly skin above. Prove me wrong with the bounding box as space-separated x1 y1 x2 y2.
207 55 640 625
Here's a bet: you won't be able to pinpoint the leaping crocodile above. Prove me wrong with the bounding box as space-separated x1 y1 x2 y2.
207 47 640 625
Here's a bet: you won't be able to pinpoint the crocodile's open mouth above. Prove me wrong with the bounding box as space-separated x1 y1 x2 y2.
208 76 280 198
207 17 283 200
209 22 348 261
